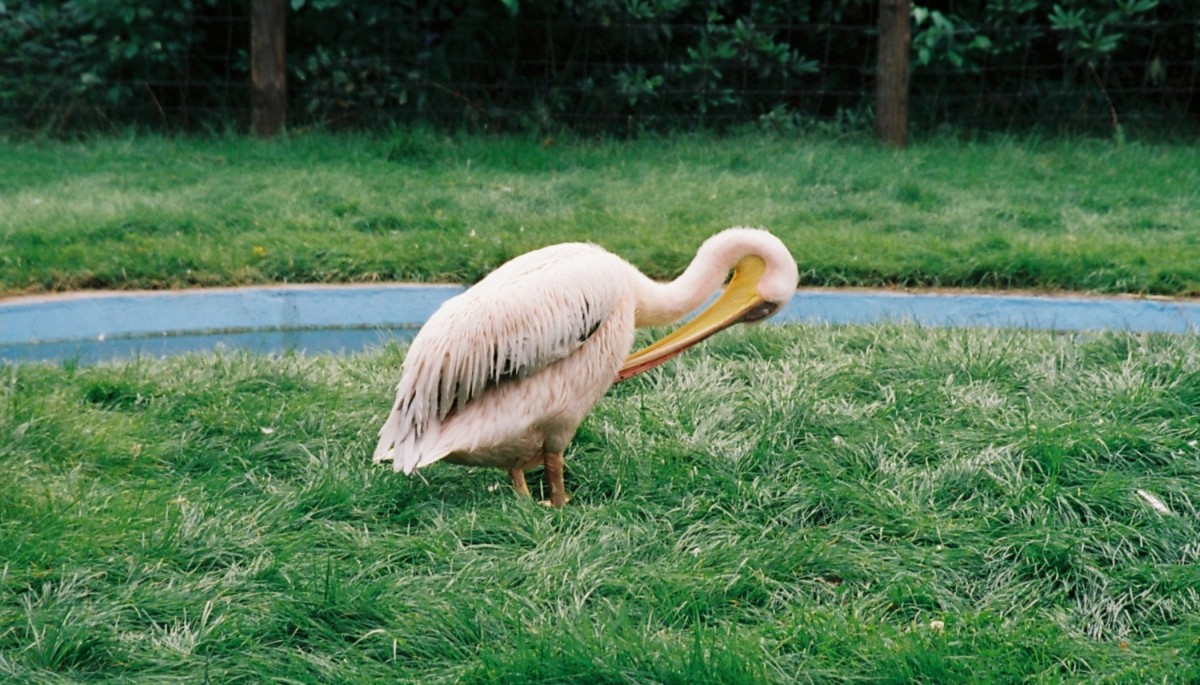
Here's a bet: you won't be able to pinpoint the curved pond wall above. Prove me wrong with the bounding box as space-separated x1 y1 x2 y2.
3 284 1200 364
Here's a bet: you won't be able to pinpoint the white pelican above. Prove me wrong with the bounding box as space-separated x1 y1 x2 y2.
373 227 798 505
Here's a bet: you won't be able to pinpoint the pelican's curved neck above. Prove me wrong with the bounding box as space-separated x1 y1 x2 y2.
633 235 743 328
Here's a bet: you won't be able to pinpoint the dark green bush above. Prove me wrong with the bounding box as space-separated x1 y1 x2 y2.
0 0 1196 133
284 0 832 131
909 0 1199 133
0 0 239 130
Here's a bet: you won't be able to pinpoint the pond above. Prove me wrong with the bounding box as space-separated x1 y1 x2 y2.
4 284 1200 365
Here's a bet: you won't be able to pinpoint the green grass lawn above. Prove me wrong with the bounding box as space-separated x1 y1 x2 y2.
2 131 1200 296
3 324 1199 683
4 131 1200 682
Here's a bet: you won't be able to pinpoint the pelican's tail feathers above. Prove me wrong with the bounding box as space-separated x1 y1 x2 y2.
373 411 448 475
372 410 402 464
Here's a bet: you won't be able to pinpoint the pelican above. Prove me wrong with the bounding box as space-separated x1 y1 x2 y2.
373 227 798 506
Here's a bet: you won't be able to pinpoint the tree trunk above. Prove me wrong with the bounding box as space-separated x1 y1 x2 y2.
251 0 286 138
875 0 910 148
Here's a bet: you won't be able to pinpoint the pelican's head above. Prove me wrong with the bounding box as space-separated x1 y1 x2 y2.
617 228 798 381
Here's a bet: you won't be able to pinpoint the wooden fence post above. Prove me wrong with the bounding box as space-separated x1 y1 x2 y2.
251 0 286 137
875 0 910 147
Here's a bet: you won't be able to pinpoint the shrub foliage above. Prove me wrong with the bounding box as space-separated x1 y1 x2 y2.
0 0 1196 132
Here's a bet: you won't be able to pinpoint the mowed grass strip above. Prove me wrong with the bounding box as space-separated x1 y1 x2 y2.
2 323 1199 683
2 131 1199 296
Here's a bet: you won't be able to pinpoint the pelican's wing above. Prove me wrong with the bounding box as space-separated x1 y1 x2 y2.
374 244 624 473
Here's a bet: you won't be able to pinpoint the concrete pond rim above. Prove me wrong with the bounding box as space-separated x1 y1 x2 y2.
4 284 1200 364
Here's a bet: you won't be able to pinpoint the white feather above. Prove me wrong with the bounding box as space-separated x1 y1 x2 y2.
1136 489 1173 516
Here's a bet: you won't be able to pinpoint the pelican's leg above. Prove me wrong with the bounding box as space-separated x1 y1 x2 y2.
509 468 531 498
543 451 568 507
509 453 544 500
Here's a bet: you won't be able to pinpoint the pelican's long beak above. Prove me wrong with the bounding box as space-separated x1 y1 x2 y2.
616 255 778 382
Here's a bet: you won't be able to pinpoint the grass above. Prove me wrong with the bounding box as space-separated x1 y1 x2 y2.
2 130 1200 296
3 323 1200 683
4 129 1200 681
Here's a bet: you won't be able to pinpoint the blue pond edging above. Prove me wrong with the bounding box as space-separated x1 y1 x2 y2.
2 284 1200 364
1 284 465 344
0 284 464 364
779 289 1200 334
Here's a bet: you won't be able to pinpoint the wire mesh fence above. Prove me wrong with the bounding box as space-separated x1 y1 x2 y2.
2 1 1197 136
